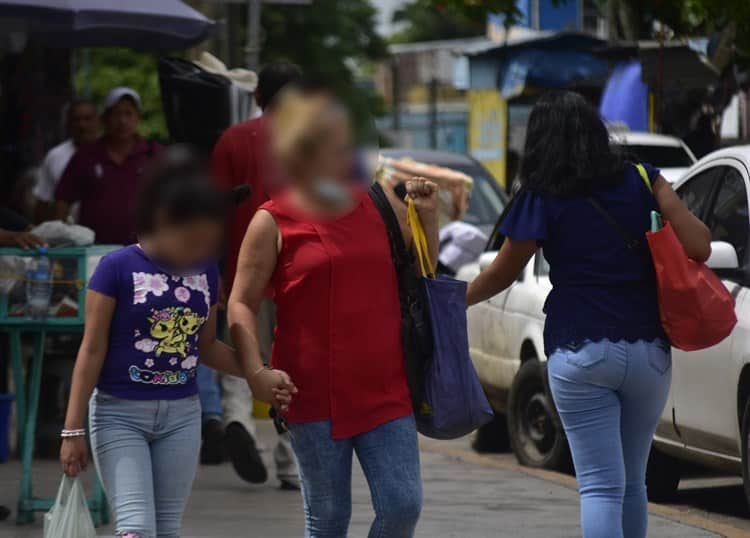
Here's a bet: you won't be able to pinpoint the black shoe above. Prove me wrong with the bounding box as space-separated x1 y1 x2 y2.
200 418 225 465
225 422 268 484
280 478 301 491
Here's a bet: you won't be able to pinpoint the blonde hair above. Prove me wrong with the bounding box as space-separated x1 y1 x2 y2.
271 88 346 176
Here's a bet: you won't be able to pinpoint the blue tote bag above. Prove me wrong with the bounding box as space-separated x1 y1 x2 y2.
408 200 494 439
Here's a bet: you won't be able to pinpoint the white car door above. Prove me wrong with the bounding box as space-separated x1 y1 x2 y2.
672 159 750 457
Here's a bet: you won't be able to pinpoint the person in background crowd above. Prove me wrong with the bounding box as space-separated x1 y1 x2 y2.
203 62 302 487
33 98 99 223
55 87 161 245
0 207 43 248
229 88 437 538
467 91 711 538
59 148 295 538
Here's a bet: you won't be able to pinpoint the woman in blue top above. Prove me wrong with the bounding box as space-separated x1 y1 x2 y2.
59 149 295 538
468 91 711 538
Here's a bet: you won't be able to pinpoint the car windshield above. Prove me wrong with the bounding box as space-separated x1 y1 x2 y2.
617 143 694 168
449 164 507 228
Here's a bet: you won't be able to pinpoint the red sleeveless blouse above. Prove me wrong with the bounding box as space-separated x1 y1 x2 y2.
259 188 412 439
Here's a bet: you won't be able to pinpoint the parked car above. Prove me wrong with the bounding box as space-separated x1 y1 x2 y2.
610 130 697 183
458 145 750 505
379 149 508 235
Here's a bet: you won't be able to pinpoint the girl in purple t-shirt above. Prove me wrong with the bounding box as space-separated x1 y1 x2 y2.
59 149 296 538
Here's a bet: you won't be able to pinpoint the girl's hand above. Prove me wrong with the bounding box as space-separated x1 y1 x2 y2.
249 368 297 410
60 437 89 477
405 177 439 216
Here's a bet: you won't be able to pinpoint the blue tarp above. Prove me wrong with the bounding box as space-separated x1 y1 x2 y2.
498 48 610 98
599 60 649 131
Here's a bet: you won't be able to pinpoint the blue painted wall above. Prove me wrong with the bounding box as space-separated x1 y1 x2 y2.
489 0 581 32
378 110 468 153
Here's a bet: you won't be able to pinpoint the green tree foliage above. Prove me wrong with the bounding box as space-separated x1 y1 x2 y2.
74 48 168 141
390 0 490 43
260 0 388 139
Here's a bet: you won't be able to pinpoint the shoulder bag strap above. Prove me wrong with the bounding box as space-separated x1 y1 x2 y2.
368 182 411 271
586 163 652 252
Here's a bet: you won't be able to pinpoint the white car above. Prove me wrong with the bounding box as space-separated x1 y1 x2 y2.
611 130 697 183
458 145 750 504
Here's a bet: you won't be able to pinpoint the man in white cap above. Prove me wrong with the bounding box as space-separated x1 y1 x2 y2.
55 87 160 244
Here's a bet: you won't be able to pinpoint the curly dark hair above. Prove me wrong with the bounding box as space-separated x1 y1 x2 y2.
520 91 625 197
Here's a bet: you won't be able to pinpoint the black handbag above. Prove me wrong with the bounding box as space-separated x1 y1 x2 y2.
368 182 432 412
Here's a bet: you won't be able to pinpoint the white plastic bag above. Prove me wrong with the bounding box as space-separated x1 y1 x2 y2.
44 475 97 538
31 220 95 247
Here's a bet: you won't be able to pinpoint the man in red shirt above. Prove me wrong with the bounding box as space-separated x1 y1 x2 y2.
208 63 302 488
55 87 160 243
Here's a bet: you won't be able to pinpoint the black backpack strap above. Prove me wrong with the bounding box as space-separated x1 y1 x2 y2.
369 182 411 270
586 196 641 251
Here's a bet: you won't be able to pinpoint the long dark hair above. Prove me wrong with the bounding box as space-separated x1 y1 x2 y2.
135 146 228 236
520 91 625 197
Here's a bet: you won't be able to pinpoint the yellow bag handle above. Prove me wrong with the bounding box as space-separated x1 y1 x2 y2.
634 163 652 193
407 198 435 278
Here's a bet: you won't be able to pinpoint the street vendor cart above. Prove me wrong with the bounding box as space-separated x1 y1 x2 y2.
0 245 118 525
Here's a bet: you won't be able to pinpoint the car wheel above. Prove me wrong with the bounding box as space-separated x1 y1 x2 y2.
740 398 750 509
507 359 570 470
472 413 510 453
645 447 681 501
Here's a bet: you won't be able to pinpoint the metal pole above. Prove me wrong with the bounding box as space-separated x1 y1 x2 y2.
428 77 438 149
391 57 401 132
246 0 262 70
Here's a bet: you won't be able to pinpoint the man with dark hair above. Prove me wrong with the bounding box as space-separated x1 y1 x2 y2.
55 87 160 244
254 62 304 110
33 98 98 222
206 62 302 489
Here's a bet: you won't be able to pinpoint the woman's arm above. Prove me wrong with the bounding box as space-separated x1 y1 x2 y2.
652 176 711 262
466 238 537 306
60 290 115 475
228 210 296 406
387 178 440 270
199 305 242 377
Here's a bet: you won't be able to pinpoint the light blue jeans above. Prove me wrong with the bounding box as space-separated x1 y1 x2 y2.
288 415 422 538
89 390 201 538
547 339 671 538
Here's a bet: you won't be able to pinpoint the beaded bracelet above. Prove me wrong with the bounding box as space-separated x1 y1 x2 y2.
60 428 86 439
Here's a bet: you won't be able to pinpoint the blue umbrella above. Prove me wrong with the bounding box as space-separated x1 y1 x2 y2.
1 0 214 50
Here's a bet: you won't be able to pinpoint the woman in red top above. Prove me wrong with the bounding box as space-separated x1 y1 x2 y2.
228 90 438 537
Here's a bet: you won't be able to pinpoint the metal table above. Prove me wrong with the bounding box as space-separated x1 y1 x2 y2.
0 246 118 525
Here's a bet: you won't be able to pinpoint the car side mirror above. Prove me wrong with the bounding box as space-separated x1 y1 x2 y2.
706 241 739 270
478 251 498 272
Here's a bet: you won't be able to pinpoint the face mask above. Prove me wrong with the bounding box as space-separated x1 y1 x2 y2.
314 179 351 206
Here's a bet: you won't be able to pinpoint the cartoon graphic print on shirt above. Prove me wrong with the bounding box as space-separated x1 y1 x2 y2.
146 306 205 357
128 272 211 386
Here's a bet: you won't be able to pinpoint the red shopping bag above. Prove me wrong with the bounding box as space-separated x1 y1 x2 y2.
646 221 737 351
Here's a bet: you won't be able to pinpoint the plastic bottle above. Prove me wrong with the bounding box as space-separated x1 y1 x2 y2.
25 248 52 320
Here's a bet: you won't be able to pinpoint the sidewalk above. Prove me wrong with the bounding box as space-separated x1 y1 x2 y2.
0 421 720 537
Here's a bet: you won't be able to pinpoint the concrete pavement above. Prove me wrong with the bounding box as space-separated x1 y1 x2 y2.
0 421 725 537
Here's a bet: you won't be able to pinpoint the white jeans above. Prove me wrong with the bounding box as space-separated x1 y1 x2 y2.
221 298 297 481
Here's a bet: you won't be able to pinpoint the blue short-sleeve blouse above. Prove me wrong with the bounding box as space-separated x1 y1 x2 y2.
500 163 667 355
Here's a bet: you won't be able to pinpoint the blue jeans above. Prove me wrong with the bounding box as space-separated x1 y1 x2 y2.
89 390 201 538
288 415 422 538
547 339 671 538
196 364 222 421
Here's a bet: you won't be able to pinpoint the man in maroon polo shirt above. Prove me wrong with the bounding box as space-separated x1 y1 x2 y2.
207 63 302 489
55 87 160 244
